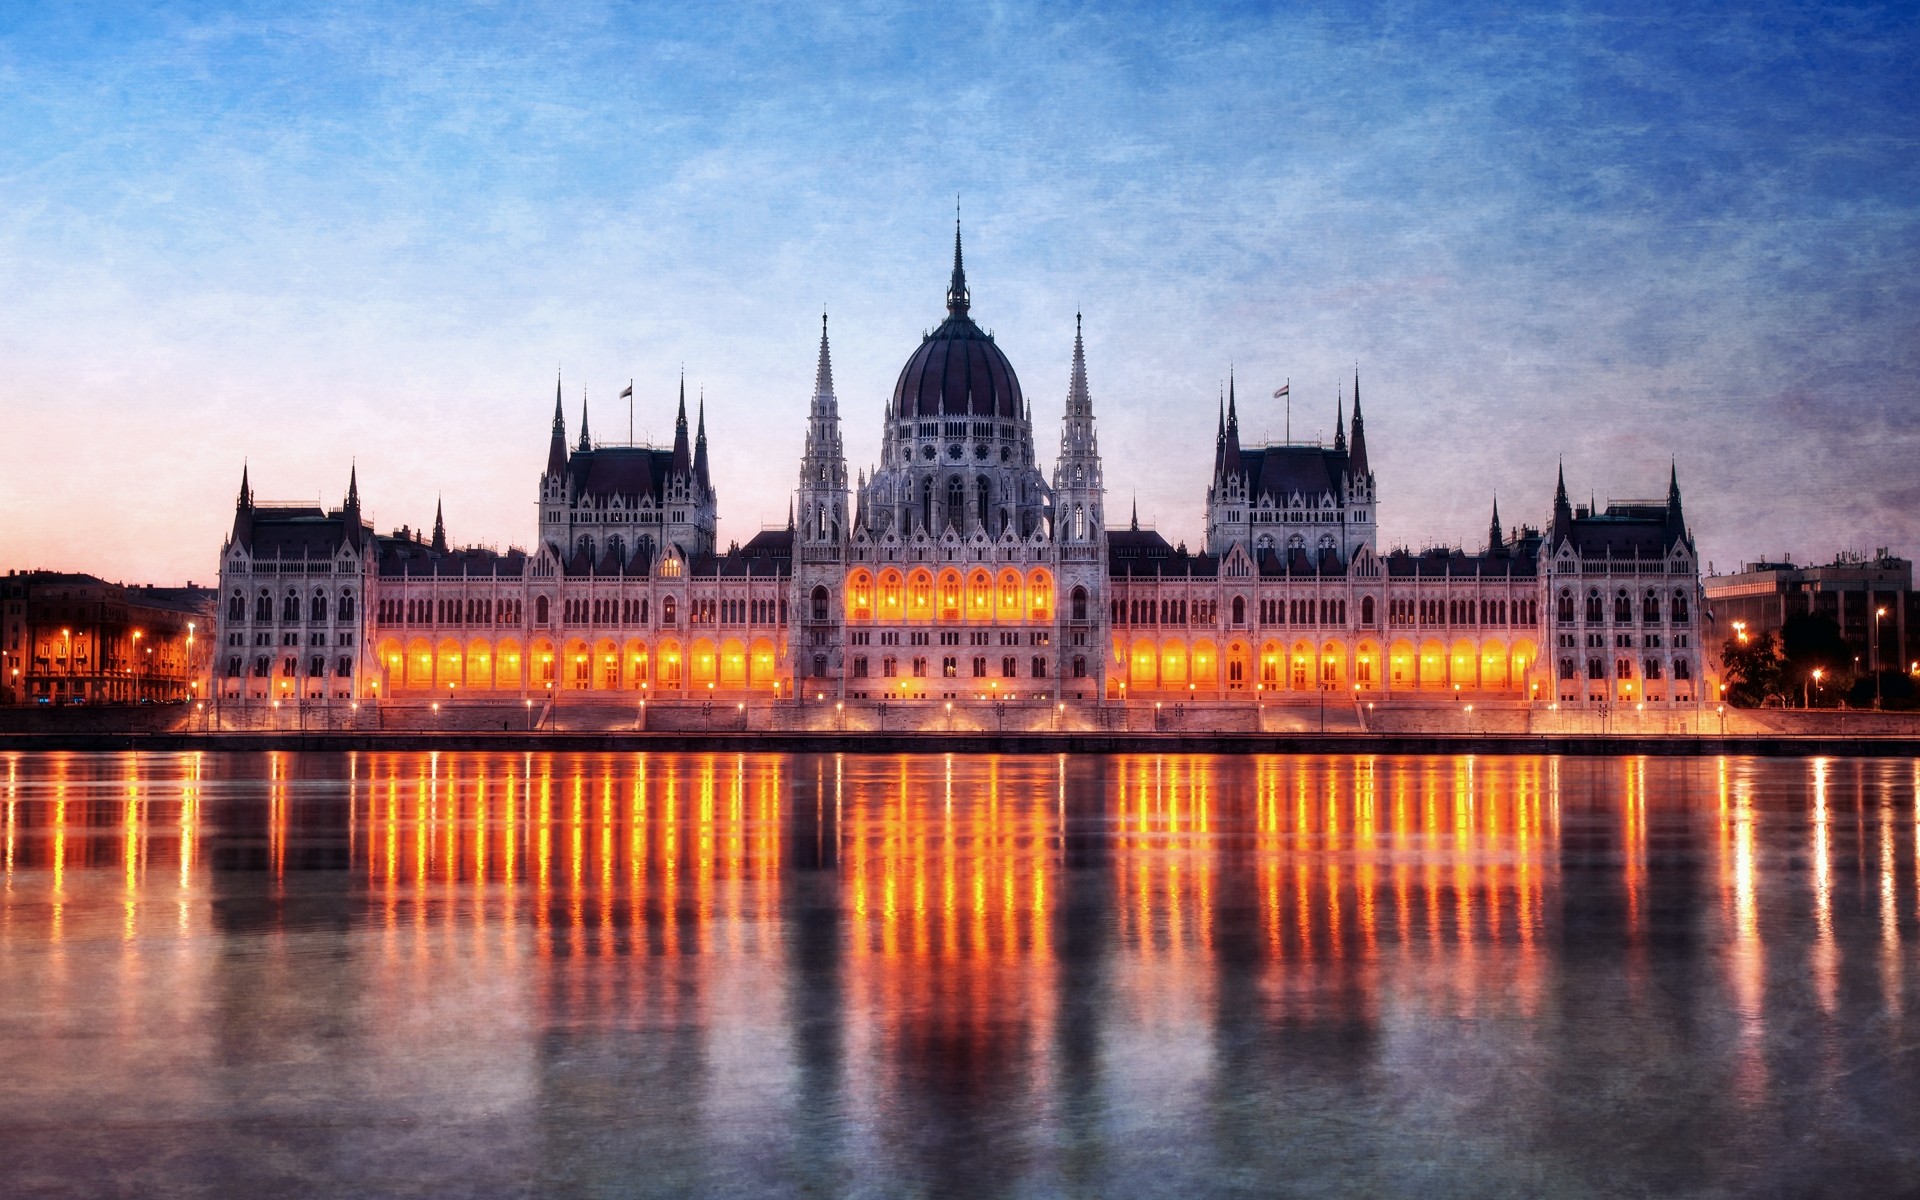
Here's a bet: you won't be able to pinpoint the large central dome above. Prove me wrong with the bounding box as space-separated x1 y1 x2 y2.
890 223 1025 420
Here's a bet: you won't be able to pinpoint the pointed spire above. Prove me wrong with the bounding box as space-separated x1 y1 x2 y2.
813 312 835 401
670 373 691 475
693 391 710 490
1348 367 1369 479
1334 384 1347 452
1130 495 1139 532
1664 458 1688 548
431 496 447 554
1068 312 1090 414
546 370 569 477
1222 370 1243 479
1488 496 1504 555
577 386 591 452
230 461 255 549
1552 458 1574 543
945 215 970 318
344 461 360 511
787 497 794 531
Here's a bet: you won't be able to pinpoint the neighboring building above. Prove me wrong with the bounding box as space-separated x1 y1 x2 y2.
1705 552 1917 677
211 221 1708 714
0 570 214 705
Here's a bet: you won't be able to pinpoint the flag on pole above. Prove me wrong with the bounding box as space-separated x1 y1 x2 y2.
1272 383 1289 398
619 383 634 399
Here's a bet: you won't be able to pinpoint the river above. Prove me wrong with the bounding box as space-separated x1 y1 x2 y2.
2 751 1916 1197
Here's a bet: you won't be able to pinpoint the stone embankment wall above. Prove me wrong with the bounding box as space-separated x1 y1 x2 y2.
4 698 1917 742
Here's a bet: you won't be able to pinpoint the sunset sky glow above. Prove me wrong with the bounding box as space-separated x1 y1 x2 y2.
2 1 1915 582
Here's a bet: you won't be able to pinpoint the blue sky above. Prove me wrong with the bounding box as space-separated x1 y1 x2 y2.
2 0 1915 581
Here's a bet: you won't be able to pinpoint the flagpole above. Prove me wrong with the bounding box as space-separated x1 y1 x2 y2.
627 379 634 445
1285 378 1290 444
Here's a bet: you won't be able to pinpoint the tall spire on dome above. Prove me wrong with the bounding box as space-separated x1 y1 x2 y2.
431 496 447 554
945 212 970 318
577 386 591 452
1348 368 1370 480
236 461 252 511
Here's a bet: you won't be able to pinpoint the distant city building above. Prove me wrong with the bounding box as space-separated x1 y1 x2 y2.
212 223 1709 712
1705 552 1916 676
0 570 214 705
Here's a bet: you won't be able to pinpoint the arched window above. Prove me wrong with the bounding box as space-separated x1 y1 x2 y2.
1074 465 1084 485
1673 657 1692 680
812 654 828 678
608 536 625 564
1231 595 1246 625
811 585 830 622
1361 595 1375 625
228 590 244 620
1072 655 1087 678
1031 656 1048 678
1615 589 1632 623
662 595 678 624
339 590 355 620
1644 588 1660 623
535 595 550 624
1587 657 1604 679
921 477 934 532
1672 590 1690 622
311 592 327 622
1617 658 1634 679
1644 657 1663 680
1557 588 1574 624
283 591 300 622
1070 586 1088 622
946 477 965 528
977 476 992 529
1073 504 1085 540
1585 588 1603 623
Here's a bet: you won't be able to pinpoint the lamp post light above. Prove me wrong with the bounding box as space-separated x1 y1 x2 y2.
1874 606 1887 709
1808 667 1823 709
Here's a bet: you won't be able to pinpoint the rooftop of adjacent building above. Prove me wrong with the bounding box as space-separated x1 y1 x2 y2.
1705 550 1913 593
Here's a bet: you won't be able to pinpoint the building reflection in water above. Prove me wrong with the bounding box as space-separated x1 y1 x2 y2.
1 750 1918 1194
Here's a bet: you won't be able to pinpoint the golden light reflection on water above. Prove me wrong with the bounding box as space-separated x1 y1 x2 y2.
1 752 1917 1038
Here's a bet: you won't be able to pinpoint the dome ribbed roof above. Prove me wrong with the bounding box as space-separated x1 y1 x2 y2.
889 222 1024 420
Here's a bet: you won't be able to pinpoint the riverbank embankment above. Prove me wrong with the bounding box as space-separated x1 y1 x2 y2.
3 729 1917 757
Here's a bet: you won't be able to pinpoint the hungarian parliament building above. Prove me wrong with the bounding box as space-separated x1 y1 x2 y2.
214 226 1708 713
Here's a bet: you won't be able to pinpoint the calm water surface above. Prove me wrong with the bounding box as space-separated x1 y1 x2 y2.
2 751 1918 1198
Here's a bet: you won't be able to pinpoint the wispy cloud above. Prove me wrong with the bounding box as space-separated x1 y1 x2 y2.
1 0 1914 578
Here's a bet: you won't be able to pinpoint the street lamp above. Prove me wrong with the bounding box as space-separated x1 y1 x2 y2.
1874 606 1887 709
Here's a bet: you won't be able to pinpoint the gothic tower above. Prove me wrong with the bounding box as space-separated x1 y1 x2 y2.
793 315 850 690
1051 314 1109 698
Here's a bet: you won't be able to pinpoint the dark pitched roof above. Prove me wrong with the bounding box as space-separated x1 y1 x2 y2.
567 446 676 503
1240 445 1352 502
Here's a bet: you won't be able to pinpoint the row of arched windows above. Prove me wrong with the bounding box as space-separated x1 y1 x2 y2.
1557 587 1691 625
231 587 355 623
